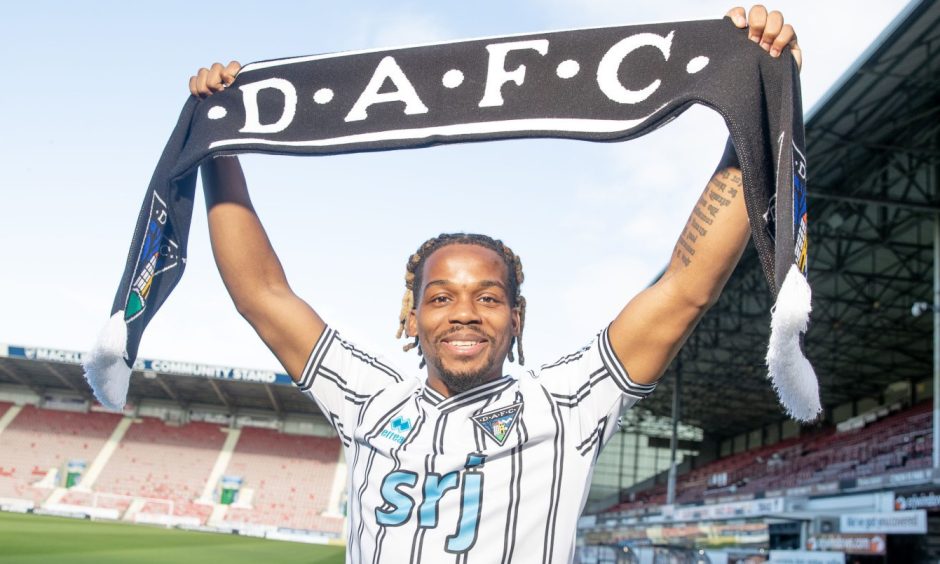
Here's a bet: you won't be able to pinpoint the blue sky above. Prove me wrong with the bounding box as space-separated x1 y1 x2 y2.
0 1 911 376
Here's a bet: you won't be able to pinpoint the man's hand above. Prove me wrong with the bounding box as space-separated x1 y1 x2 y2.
727 5 801 70
189 61 242 98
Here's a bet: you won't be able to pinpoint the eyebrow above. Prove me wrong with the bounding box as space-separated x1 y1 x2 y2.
423 279 508 292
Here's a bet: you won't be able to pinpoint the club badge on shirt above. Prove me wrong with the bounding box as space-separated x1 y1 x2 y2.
471 403 523 446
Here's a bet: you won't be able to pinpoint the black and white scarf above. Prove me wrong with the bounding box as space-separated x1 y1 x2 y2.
84 17 818 420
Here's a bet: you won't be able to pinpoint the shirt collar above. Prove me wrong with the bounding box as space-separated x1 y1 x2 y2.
421 375 515 412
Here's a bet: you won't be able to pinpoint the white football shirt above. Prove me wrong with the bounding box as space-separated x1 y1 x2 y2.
295 325 655 563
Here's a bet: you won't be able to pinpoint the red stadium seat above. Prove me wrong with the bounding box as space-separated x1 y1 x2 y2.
600 400 935 515
0 404 121 503
220 427 343 534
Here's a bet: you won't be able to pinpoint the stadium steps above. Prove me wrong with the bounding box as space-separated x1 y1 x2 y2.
0 402 22 437
207 502 229 526
197 427 242 505
220 427 343 533
70 416 134 491
324 447 347 518
90 418 228 523
43 417 134 507
123 498 150 521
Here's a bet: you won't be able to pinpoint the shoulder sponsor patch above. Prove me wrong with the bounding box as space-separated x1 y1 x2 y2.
471 402 522 446
379 415 413 445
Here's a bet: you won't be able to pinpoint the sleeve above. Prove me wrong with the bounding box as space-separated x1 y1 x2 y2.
292 326 406 445
536 325 657 451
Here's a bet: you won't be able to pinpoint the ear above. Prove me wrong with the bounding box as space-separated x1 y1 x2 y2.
406 307 418 338
511 306 521 337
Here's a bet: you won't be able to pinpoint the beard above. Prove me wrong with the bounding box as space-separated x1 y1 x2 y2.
425 344 503 395
435 365 495 395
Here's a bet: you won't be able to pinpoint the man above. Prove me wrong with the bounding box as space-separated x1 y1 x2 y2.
192 6 800 562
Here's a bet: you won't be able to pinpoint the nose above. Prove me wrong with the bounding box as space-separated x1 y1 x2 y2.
449 296 482 325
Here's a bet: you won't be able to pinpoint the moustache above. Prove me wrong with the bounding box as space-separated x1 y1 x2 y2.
436 326 490 341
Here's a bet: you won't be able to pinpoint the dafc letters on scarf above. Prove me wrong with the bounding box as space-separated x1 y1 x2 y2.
84 17 819 420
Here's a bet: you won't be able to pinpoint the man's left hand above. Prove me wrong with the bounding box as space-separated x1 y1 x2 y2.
727 5 801 71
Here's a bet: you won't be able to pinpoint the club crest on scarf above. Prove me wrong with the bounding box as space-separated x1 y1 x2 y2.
792 141 808 274
471 403 522 446
124 192 181 322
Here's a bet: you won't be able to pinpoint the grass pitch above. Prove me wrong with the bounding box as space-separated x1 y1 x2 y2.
0 511 345 563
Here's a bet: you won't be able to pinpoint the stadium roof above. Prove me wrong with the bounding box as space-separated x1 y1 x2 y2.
0 345 322 417
642 0 940 437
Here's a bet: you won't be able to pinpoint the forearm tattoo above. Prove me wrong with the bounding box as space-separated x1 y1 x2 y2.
674 168 742 268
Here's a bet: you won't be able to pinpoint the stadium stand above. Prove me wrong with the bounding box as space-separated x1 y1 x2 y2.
606 400 934 514
0 341 346 540
220 427 343 534
87 418 229 523
0 404 121 504
0 401 343 535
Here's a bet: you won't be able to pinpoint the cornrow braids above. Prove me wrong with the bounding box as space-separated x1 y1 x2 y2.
396 233 526 366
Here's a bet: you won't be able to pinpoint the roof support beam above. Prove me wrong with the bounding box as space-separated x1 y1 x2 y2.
43 363 91 399
208 379 233 410
264 384 282 415
0 363 45 396
154 374 183 406
809 191 939 214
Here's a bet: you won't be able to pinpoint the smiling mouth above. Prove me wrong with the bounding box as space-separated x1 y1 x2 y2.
440 335 488 356
448 340 482 348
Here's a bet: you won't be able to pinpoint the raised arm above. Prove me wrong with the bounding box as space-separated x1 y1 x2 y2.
193 62 325 381
608 5 800 385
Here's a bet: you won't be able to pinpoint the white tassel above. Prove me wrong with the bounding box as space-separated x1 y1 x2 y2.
767 264 821 421
82 312 132 411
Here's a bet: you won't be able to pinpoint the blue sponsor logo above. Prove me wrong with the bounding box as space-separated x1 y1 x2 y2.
376 454 486 553
380 415 413 444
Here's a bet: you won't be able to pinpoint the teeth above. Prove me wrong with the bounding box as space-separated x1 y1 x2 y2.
450 341 479 347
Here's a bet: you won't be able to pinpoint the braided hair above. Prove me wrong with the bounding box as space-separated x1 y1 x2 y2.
396 233 526 366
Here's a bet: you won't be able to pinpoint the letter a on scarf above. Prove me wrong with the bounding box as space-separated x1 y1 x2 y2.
84 17 820 420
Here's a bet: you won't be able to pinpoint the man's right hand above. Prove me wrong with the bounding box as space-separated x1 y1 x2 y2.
189 61 242 98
